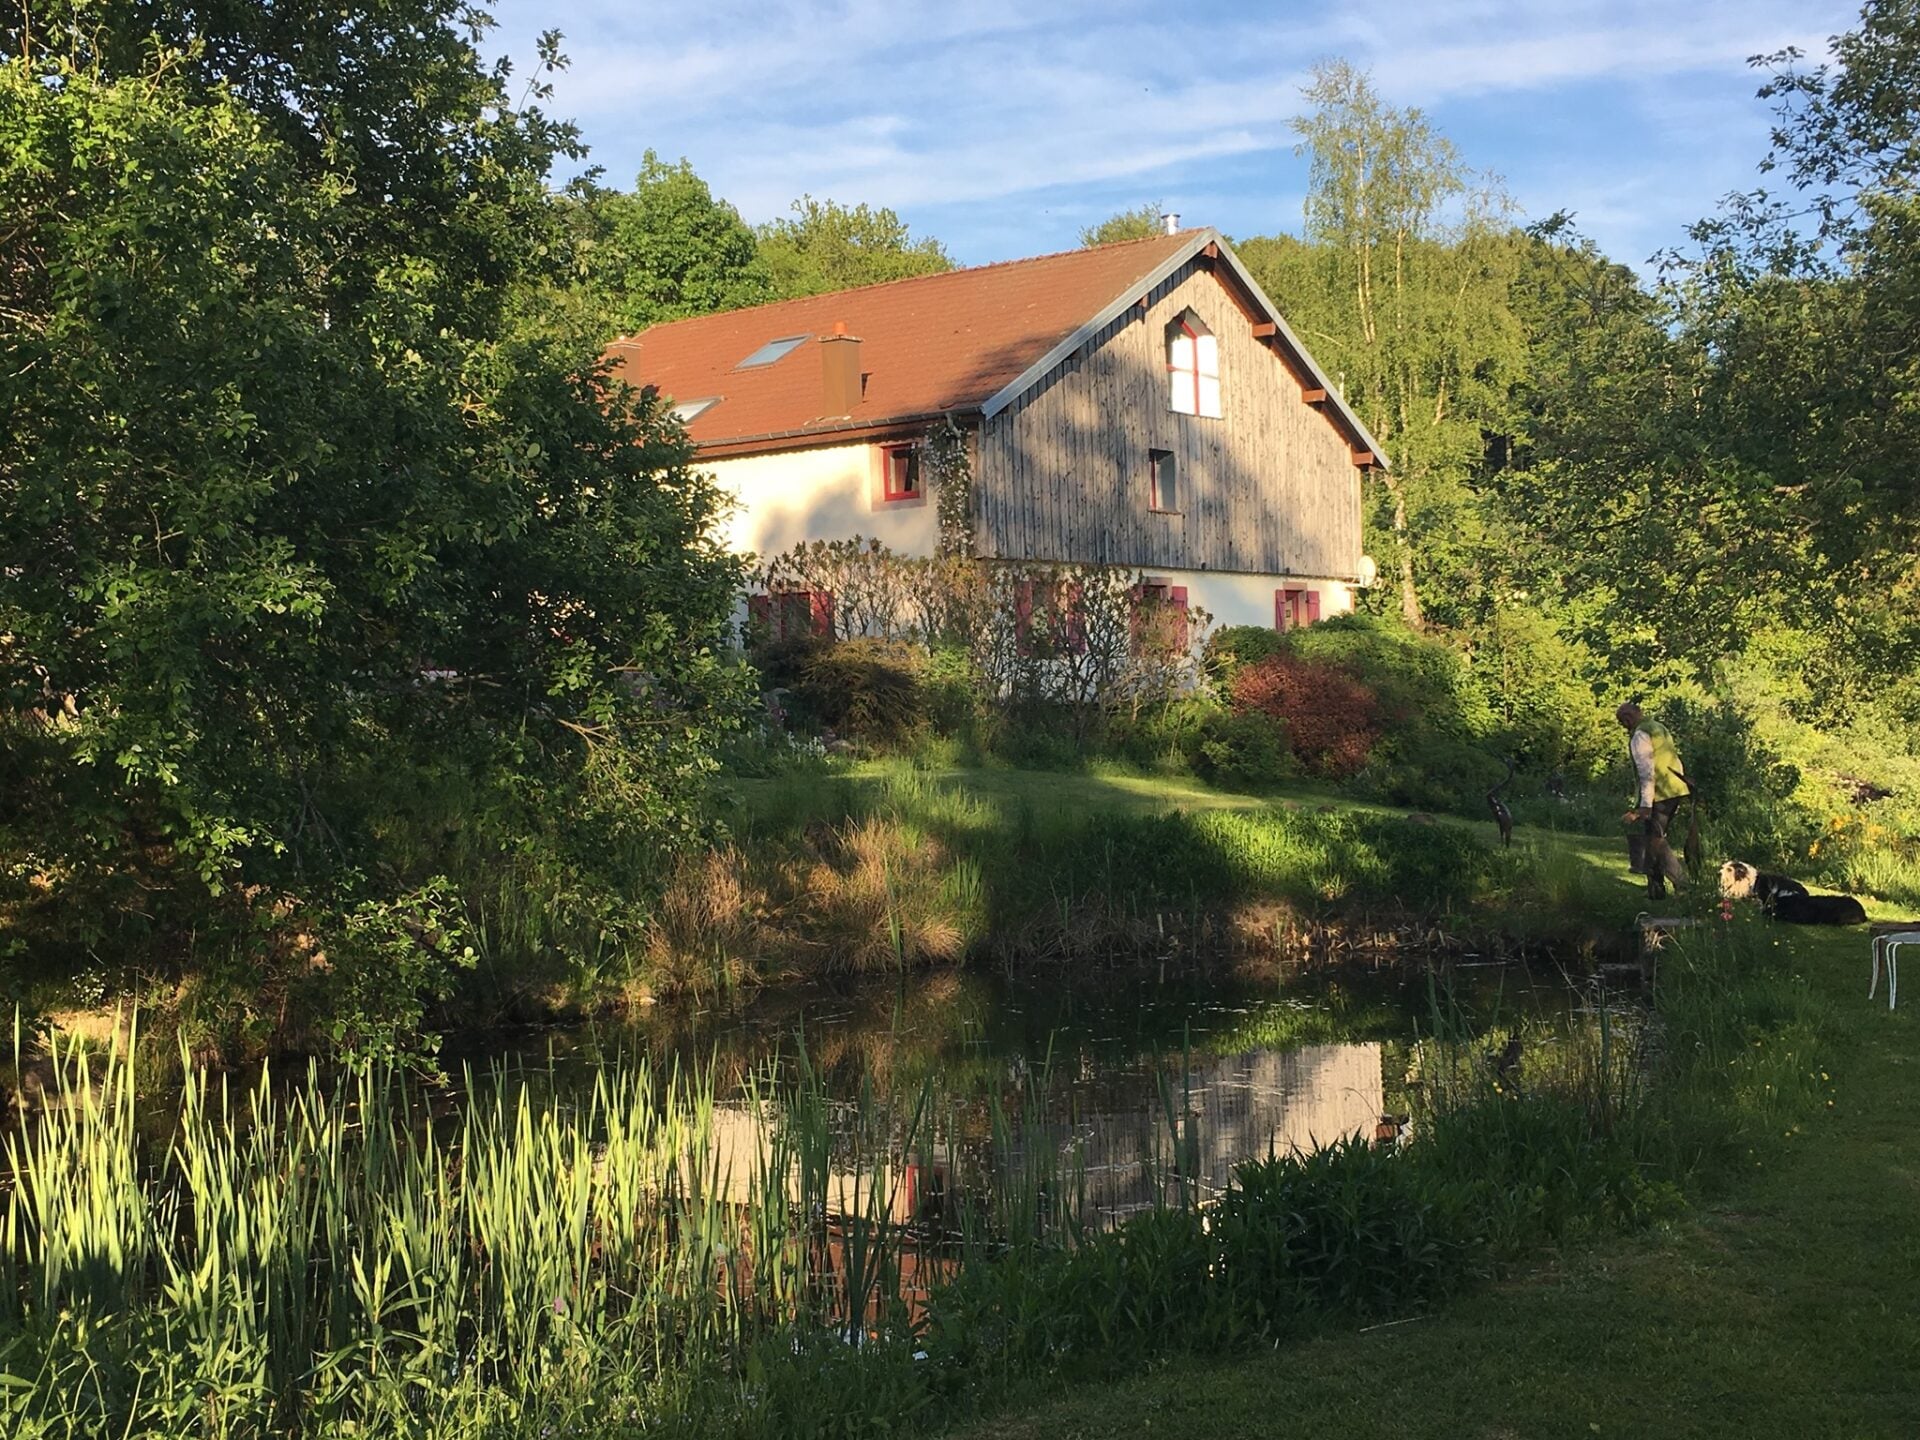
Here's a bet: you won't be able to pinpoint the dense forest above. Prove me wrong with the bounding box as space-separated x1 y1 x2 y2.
3 0 1917 1053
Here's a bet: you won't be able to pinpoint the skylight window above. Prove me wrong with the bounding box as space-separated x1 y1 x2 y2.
735 334 809 369
670 396 720 422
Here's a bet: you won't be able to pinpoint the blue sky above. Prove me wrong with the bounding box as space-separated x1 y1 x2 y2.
485 0 1860 270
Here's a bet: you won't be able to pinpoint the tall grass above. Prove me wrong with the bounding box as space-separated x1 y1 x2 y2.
1836 841 1920 909
0 1021 959 1436
0 1012 1142 1437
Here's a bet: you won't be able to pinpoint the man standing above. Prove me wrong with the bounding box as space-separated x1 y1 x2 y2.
1617 702 1690 898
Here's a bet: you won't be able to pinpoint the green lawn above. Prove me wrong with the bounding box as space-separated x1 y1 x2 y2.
825 755 1629 852
830 755 1652 893
960 920 1920 1440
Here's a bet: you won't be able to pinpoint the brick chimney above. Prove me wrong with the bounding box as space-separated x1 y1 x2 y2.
820 322 862 416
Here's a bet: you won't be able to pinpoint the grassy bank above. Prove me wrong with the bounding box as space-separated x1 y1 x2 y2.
53 756 1915 1065
634 759 1643 999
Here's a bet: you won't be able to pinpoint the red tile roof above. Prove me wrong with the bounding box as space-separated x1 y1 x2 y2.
605 231 1199 453
604 229 1389 468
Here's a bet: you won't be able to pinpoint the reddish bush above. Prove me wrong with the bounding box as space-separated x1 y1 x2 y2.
1229 653 1381 779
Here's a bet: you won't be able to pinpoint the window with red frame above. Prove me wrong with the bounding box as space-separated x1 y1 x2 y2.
1275 587 1321 631
748 589 836 641
882 445 922 501
1014 579 1086 656
1132 579 1189 654
1166 310 1221 418
1148 448 1177 512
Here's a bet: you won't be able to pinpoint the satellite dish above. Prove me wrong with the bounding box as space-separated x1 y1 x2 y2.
1356 554 1379 588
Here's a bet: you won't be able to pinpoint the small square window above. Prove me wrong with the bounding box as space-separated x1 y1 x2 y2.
1149 449 1177 512
735 334 809 370
883 445 922 501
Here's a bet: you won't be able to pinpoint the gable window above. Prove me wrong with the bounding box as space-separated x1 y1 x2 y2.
1148 448 1178 513
1166 310 1221 418
883 444 922 501
735 334 809 370
1275 587 1321 632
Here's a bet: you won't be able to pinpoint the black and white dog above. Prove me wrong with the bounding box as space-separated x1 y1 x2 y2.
1719 860 1868 925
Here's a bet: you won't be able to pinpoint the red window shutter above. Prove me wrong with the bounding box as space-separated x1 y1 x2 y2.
1169 586 1189 652
1015 581 1035 656
1063 581 1087 654
1305 590 1321 625
810 590 835 639
1274 590 1286 632
748 594 771 630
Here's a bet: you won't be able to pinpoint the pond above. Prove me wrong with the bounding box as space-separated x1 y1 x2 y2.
2 955 1621 1432
452 959 1579 1231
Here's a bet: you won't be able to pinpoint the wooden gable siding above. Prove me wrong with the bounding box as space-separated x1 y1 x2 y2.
973 260 1361 577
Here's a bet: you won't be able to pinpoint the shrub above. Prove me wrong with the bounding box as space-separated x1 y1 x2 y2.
921 642 985 743
1362 731 1508 814
796 640 927 746
1467 607 1618 779
1194 710 1296 790
1230 653 1381 778
1106 692 1220 772
1656 692 1812 867
749 633 831 694
1285 614 1492 742
1204 624 1288 686
320 878 476 1073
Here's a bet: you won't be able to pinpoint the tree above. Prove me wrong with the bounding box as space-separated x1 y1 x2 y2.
1080 204 1165 246
1252 62 1526 629
757 196 951 298
1487 3 1920 700
567 154 772 338
0 8 746 987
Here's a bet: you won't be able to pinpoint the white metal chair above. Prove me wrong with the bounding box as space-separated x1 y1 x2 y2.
1870 931 1920 1010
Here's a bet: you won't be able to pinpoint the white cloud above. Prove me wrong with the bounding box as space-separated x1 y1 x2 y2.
489 0 1860 266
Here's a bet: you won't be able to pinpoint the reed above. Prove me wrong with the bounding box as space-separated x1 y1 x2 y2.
0 1021 961 1436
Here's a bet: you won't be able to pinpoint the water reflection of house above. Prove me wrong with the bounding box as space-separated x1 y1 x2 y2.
696 1042 1383 1229
1006 1043 1384 1224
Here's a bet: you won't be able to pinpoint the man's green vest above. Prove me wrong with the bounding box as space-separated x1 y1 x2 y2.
1637 719 1689 802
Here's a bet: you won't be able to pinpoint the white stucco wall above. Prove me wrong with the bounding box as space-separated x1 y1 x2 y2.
707 441 937 565
1131 566 1358 634
709 438 1364 646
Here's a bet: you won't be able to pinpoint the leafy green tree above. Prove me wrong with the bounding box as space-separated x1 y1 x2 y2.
757 196 952 298
567 154 772 338
1247 62 1526 630
1 9 746 983
1080 204 1165 246
1489 3 1920 704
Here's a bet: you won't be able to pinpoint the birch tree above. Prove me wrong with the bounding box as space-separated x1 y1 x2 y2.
1247 62 1525 629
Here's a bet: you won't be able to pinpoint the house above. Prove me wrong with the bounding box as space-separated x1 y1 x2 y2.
605 226 1383 639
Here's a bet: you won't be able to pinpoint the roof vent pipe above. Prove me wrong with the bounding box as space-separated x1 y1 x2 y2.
820 321 862 417
1161 211 1181 235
